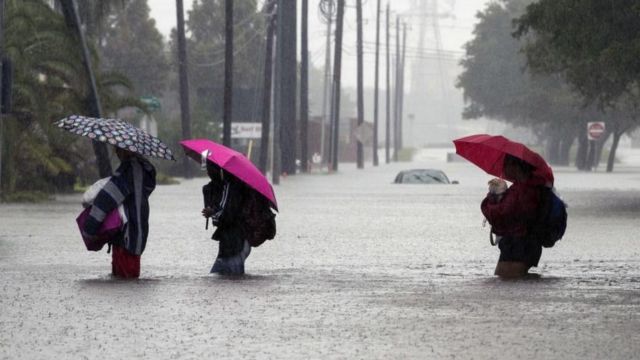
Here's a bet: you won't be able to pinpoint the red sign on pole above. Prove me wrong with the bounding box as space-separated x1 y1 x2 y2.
587 122 605 141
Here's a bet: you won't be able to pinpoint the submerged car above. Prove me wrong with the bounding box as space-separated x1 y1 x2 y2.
394 169 459 184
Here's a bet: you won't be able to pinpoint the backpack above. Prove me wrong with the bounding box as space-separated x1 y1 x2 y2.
244 193 277 247
533 187 567 248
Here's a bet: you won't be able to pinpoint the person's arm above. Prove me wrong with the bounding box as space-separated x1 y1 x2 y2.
481 184 539 233
207 180 247 226
83 167 131 236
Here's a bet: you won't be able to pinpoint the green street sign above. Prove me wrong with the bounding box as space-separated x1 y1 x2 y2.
140 96 161 112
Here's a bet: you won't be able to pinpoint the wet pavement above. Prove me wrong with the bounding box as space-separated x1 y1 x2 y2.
1 150 640 359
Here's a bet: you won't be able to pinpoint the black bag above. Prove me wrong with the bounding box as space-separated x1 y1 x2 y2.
244 193 276 247
533 187 568 248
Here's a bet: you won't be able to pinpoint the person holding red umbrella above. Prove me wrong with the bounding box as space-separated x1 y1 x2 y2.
454 134 561 278
481 154 544 278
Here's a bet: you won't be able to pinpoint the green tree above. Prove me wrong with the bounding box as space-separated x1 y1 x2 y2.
166 0 267 140
515 0 640 171
457 0 586 166
98 0 170 96
1 0 139 199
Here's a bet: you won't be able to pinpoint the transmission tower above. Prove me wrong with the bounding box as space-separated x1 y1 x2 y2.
407 0 456 146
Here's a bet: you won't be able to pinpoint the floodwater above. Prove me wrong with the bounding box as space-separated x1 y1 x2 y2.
1 150 639 359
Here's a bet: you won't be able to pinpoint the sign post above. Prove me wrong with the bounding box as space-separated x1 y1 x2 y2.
586 122 605 170
231 123 262 139
587 122 605 141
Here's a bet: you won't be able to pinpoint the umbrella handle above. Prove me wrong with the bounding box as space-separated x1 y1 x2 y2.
206 217 209 230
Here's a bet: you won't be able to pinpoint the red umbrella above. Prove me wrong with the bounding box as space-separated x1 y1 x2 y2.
453 134 554 186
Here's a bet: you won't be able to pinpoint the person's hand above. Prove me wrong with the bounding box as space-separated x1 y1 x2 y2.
202 207 216 218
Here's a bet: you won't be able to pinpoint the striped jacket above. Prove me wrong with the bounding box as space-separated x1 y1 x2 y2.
84 157 157 255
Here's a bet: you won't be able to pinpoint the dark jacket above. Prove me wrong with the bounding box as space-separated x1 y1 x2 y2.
84 157 156 255
481 182 541 238
203 177 249 241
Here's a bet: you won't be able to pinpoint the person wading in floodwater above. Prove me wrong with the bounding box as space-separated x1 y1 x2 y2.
481 154 543 278
201 161 252 275
83 148 157 278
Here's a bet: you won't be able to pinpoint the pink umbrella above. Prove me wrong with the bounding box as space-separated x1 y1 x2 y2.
180 139 278 210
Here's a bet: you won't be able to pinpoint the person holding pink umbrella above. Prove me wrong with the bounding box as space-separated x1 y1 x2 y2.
181 139 277 275
202 161 253 274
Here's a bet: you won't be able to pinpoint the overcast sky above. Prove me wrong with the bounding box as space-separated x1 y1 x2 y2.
147 0 493 88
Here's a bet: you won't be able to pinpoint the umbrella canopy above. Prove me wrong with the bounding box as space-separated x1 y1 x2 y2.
180 139 278 210
55 115 175 161
453 134 554 186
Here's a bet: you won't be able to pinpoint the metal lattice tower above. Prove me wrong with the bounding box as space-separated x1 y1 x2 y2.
407 0 456 146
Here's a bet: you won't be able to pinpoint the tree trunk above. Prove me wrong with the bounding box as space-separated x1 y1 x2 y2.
279 0 297 175
300 0 309 172
606 130 623 172
558 135 574 166
545 134 560 165
175 0 192 178
0 0 4 196
222 0 234 147
60 0 112 178
575 132 588 170
258 0 276 174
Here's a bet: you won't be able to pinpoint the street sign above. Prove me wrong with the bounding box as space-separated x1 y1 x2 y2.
231 123 262 139
353 122 374 144
140 96 161 112
587 122 605 141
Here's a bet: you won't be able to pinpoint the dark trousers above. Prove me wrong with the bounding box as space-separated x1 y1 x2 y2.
498 236 542 268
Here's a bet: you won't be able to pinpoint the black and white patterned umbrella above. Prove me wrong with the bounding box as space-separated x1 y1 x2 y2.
55 115 175 161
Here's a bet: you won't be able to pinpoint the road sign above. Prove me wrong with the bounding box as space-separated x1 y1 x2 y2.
587 122 605 141
353 122 374 145
231 123 262 139
140 96 161 112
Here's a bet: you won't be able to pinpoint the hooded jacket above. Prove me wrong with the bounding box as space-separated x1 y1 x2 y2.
84 156 156 255
481 182 541 238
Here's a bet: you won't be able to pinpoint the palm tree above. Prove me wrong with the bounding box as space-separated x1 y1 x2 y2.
1 0 142 197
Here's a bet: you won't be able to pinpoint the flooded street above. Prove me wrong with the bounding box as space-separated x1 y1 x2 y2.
1 152 639 359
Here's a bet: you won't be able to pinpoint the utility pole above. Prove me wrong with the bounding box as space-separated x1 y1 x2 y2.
372 0 381 167
320 0 334 168
399 22 407 150
278 0 297 176
273 0 285 184
355 0 364 169
259 0 276 174
330 0 345 172
60 0 112 178
0 0 4 194
300 0 309 173
393 15 400 162
222 0 234 147
385 3 390 164
175 0 192 178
